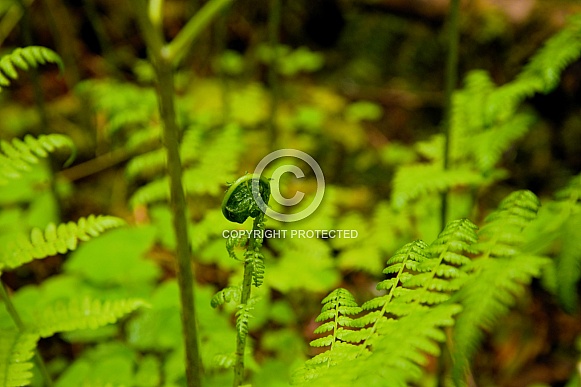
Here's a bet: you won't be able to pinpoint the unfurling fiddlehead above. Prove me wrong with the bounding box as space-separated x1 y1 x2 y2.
214 173 270 386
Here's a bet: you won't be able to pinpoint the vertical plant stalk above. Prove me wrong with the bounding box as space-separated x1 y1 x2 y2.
215 6 231 122
155 59 203 387
440 0 460 230
0 281 53 387
233 213 264 387
135 5 199 387
267 0 282 150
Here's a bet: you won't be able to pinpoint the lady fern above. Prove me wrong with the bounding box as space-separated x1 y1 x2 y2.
0 134 75 183
33 297 146 338
294 219 478 386
0 215 125 271
0 46 62 91
392 14 581 214
0 330 37 387
451 190 549 384
130 123 242 205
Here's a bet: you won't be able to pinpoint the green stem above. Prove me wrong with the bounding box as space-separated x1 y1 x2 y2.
215 6 231 122
0 281 53 387
135 3 202 386
440 0 460 231
267 0 282 150
165 0 233 66
233 215 262 386
157 58 203 387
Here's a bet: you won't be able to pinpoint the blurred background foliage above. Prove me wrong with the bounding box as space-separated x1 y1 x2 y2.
0 0 580 386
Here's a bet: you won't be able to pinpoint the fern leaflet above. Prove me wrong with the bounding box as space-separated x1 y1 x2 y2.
0 330 38 387
0 215 125 271
451 190 549 384
294 220 477 385
0 134 75 183
0 46 62 91
33 297 146 338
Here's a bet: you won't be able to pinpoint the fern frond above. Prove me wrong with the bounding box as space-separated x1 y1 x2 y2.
452 190 548 384
77 79 158 135
182 123 242 196
33 297 146 338
130 123 242 205
294 304 461 386
0 46 62 91
469 112 535 172
519 14 581 93
392 164 484 209
486 14 581 122
526 174 581 312
310 288 362 350
211 286 241 308
0 215 125 271
125 126 202 180
235 297 258 337
249 252 265 287
0 134 75 183
0 330 38 387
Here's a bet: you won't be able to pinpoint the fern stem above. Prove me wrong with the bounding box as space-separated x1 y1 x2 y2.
135 4 203 386
165 0 233 66
157 55 203 387
0 281 54 387
233 214 262 386
440 0 460 230
215 6 231 122
267 0 282 149
361 249 410 351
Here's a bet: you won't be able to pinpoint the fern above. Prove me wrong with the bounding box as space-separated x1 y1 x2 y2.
211 286 241 308
308 288 362 355
235 297 258 338
0 215 125 271
294 219 477 385
0 330 38 387
0 134 75 183
525 173 581 312
393 15 581 214
0 46 63 91
552 175 581 312
125 124 202 180
451 190 549 384
392 164 485 209
76 79 158 135
130 123 242 205
33 297 146 338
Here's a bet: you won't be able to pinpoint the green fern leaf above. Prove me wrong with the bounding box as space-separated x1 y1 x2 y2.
125 126 202 180
130 123 242 205
486 15 581 122
392 164 485 209
0 330 38 387
470 112 535 172
0 134 75 183
310 288 362 350
235 297 258 337
0 46 62 91
33 297 146 338
452 190 549 384
211 286 241 308
0 215 125 271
